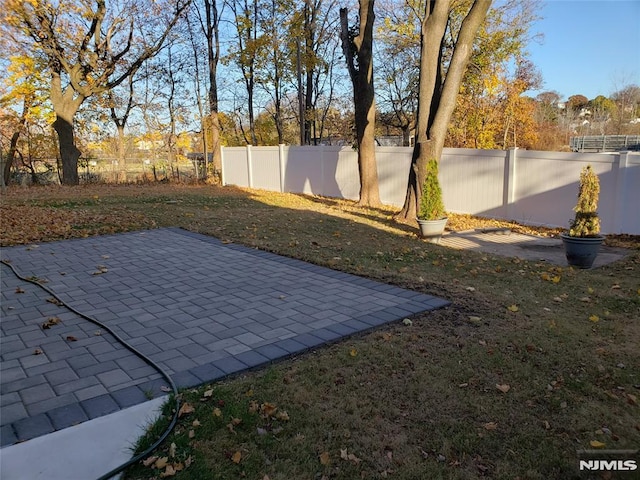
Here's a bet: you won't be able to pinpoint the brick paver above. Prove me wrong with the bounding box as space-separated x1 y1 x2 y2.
0 228 449 445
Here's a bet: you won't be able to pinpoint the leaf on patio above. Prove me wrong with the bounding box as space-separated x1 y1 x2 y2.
15 287 25 294
66 335 78 342
46 297 63 306
33 348 43 355
42 317 61 329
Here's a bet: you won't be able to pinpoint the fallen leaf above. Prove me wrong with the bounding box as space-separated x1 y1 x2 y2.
15 287 25 294
231 451 242 464
507 305 519 312
402 318 413 326
483 422 498 430
589 314 600 323
188 429 195 439
160 464 176 477
143 456 158 467
192 419 201 427
590 440 606 448
178 403 195 417
319 451 331 466
66 335 78 342
203 389 214 398
33 348 43 355
261 402 277 417
213 407 222 417
160 386 172 392
496 384 511 393
340 448 362 464
169 442 176 458
276 410 290 421
349 348 358 357
154 457 169 469
42 317 61 329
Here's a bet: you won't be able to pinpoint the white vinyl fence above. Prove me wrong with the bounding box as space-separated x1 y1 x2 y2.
221 145 640 235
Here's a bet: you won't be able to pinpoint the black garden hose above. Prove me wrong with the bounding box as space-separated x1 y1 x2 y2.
1 259 180 480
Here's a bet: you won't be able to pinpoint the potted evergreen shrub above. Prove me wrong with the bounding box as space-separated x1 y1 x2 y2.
561 165 605 268
417 158 448 243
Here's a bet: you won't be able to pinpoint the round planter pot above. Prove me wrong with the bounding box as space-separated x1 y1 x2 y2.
561 234 605 269
417 218 448 244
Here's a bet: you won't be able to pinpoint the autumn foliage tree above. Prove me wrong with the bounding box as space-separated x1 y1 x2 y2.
3 0 191 184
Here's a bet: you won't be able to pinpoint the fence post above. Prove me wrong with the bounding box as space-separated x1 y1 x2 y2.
503 147 518 220
220 146 226 186
246 145 253 188
611 151 629 234
278 144 285 193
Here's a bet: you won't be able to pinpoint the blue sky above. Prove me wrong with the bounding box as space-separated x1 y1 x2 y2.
526 0 640 100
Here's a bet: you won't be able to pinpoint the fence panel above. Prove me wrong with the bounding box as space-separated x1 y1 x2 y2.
439 149 507 217
220 145 639 234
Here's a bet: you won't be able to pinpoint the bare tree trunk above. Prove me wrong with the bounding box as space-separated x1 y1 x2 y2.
204 0 223 182
52 117 82 185
395 0 491 221
50 72 84 185
340 2 381 207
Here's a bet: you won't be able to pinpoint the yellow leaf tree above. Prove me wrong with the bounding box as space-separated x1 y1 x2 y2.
2 0 191 185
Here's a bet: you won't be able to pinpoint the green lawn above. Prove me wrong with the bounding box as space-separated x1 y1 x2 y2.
1 184 638 480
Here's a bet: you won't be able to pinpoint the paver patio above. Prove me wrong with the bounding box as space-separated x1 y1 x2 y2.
0 228 449 446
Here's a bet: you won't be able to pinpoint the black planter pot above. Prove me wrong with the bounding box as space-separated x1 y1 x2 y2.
561 234 605 269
